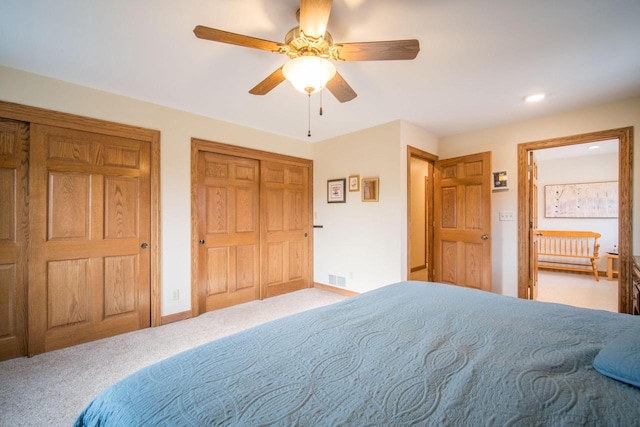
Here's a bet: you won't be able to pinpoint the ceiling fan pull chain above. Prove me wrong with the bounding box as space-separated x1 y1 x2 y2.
308 93 312 137
320 89 323 116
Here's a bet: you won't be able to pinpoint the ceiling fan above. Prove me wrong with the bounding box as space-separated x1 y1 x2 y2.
193 0 420 103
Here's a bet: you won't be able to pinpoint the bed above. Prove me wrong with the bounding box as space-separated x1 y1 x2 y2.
74 281 640 426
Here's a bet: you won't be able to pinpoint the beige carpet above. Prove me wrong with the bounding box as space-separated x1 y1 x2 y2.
536 270 618 312
0 288 347 426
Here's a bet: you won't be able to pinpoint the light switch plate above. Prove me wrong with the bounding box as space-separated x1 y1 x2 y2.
499 211 515 221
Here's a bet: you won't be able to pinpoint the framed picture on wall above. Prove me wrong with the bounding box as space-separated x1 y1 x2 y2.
348 175 360 192
492 171 508 190
327 178 346 203
544 181 618 218
362 178 379 202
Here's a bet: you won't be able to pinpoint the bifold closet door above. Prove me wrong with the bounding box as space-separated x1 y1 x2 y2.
261 161 311 298
196 152 260 312
0 119 29 361
28 123 151 355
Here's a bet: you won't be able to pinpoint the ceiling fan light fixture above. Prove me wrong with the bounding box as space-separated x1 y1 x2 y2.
282 56 336 94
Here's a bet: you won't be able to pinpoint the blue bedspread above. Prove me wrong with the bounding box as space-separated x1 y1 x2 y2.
75 281 640 426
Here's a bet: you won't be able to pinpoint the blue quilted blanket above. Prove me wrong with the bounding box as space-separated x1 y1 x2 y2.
74 281 640 426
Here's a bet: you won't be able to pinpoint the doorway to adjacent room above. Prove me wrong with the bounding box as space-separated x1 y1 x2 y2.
518 127 633 313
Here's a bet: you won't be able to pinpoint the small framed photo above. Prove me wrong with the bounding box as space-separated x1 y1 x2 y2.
327 178 346 203
492 171 508 190
348 175 360 192
362 178 379 202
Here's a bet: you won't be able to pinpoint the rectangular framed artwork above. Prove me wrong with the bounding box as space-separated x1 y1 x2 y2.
348 175 360 192
492 170 508 190
362 178 379 202
327 178 346 203
544 181 618 218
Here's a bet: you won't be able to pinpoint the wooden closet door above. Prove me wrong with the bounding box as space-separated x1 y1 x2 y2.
28 124 151 355
0 119 29 361
197 152 260 312
261 161 311 297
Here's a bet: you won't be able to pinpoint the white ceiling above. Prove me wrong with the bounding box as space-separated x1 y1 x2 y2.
534 139 619 161
1 0 640 143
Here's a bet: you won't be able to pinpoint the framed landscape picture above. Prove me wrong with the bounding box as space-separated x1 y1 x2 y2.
544 181 618 218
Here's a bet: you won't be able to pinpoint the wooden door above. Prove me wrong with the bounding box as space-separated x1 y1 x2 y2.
28 124 151 355
0 119 29 361
261 161 311 298
528 151 539 300
434 152 492 291
196 152 260 312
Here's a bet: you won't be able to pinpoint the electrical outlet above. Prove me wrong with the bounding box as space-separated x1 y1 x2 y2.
499 211 515 221
172 289 179 301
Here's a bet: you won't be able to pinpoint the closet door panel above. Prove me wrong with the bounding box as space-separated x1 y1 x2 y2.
29 124 151 355
261 162 310 298
0 119 28 361
196 152 260 313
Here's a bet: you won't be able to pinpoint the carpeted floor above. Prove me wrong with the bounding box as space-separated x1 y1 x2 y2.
536 270 618 312
0 288 347 426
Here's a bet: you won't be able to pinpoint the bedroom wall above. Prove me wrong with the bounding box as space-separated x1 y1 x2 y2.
537 153 619 272
312 120 438 293
0 65 313 317
438 97 640 297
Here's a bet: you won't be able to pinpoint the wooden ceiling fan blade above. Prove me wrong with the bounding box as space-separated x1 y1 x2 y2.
337 40 420 61
326 71 357 103
249 67 286 95
299 0 333 39
194 25 282 52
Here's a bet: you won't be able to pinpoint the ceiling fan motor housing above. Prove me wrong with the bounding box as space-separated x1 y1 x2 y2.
282 27 339 60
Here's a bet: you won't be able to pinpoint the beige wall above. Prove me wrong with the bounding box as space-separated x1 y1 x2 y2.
312 120 438 293
439 97 640 296
312 121 404 292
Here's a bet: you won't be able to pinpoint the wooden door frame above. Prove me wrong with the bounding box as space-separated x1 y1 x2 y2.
190 138 314 317
517 127 633 313
0 100 162 327
407 146 438 281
